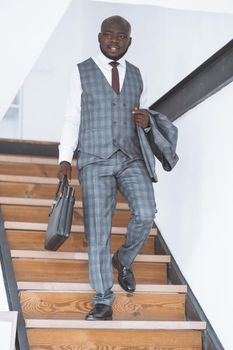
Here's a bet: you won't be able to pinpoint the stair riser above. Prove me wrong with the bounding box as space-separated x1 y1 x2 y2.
6 231 155 254
0 182 126 202
20 291 185 321
12 259 167 284
27 329 202 349
0 182 83 200
1 205 131 227
0 163 62 178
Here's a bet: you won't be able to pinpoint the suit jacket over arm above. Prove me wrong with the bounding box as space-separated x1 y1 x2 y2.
137 110 179 182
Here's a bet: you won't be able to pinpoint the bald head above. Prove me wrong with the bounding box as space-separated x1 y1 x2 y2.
101 16 131 36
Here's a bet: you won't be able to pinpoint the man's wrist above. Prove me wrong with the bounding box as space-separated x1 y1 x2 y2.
60 161 71 166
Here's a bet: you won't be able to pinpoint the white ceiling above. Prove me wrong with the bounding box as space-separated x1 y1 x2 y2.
91 0 233 15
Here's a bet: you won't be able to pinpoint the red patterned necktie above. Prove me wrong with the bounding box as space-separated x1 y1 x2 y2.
109 61 120 94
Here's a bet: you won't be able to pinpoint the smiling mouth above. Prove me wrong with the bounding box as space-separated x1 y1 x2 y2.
108 46 119 52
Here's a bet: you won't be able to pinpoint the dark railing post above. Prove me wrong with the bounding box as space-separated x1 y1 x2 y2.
0 210 30 350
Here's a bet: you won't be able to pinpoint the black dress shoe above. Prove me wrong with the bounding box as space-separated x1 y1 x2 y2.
85 303 112 321
112 251 136 292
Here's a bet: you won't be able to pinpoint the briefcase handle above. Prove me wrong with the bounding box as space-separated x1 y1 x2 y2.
48 176 69 217
55 175 69 200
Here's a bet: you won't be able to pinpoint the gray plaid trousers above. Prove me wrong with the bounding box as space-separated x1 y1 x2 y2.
79 151 156 305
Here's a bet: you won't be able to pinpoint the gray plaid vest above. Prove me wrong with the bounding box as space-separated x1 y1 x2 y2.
77 58 143 159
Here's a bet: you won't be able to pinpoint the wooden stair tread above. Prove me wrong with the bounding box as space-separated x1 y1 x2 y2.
17 282 187 293
27 328 202 349
0 196 129 210
25 319 206 330
0 154 60 165
0 196 83 207
4 221 157 236
20 291 186 321
11 250 170 262
27 329 202 349
0 174 78 185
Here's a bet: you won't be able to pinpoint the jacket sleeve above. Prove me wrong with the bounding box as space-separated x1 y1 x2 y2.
146 110 179 171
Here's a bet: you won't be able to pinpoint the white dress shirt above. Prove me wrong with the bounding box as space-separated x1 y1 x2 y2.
59 52 149 164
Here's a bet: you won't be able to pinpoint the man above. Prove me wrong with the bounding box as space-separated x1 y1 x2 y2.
58 15 157 321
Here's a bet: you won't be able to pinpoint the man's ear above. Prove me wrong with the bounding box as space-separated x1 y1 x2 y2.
98 33 101 43
129 37 132 47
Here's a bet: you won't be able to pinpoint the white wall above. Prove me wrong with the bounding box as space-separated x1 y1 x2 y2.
0 0 72 121
93 0 233 15
22 0 86 142
0 263 9 311
0 262 11 349
155 82 233 349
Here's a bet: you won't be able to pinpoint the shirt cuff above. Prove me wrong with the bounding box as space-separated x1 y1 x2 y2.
144 127 151 133
58 146 74 164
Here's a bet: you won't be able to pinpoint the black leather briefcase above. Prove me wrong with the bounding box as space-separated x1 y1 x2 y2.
44 176 75 251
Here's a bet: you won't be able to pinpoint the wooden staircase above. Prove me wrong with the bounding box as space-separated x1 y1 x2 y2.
0 153 206 349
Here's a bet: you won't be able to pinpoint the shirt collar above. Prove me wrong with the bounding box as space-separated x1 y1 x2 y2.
94 51 126 69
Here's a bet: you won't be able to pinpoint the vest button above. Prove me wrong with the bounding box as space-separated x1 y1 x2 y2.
112 102 116 106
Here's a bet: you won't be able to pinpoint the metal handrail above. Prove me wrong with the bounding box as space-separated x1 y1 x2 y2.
150 39 233 122
0 210 30 350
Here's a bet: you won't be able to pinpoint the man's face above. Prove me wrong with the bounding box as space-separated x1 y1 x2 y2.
98 19 132 61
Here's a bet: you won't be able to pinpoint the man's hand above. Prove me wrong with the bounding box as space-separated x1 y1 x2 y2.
57 161 72 181
132 107 150 128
